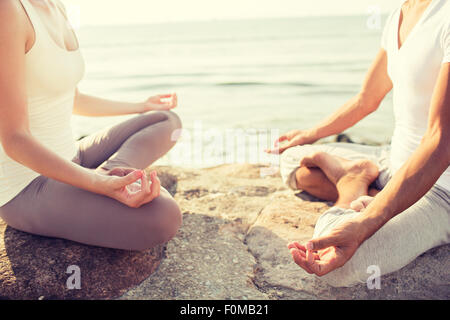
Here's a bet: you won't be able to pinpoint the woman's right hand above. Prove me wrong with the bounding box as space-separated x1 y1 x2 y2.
265 129 317 154
94 168 161 208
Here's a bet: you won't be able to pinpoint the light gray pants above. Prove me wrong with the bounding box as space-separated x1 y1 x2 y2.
280 143 450 287
0 111 183 251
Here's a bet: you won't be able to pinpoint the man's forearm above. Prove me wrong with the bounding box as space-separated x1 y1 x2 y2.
311 93 378 141
356 132 449 242
73 91 146 117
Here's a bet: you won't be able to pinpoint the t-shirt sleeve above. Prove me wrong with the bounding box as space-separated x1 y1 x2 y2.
442 22 450 63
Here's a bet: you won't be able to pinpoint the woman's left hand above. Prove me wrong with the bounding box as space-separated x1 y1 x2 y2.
143 93 178 111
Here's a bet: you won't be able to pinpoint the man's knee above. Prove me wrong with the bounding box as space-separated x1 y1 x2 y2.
318 265 365 288
280 145 313 188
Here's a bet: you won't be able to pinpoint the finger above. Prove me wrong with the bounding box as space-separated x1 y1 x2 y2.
276 143 291 154
149 171 161 199
173 93 178 107
287 241 307 252
310 256 341 276
140 170 151 194
108 167 135 177
116 170 143 188
266 140 292 154
264 147 279 154
274 135 287 147
158 94 173 99
127 171 151 207
290 249 314 274
306 235 339 251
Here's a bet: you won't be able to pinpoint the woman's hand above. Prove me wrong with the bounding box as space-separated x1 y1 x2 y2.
265 129 317 154
95 167 161 208
143 93 178 111
287 219 366 276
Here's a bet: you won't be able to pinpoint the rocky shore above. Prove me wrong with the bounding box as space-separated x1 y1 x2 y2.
0 164 449 299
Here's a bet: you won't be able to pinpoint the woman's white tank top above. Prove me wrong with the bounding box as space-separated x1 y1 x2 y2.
0 0 84 207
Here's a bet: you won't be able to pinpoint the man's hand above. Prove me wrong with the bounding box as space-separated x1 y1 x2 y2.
265 129 317 154
288 219 366 276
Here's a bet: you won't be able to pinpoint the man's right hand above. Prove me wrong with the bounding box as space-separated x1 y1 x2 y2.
265 129 317 154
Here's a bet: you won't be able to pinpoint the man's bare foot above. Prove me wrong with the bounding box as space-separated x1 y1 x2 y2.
300 151 379 188
350 195 375 212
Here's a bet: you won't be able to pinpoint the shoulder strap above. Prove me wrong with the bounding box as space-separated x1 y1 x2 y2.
18 0 44 37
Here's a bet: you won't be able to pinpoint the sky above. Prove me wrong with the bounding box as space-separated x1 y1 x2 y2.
61 0 403 26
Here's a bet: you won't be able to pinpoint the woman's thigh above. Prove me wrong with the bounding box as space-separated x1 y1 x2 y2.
280 143 390 190
313 186 450 287
0 174 182 251
76 110 182 170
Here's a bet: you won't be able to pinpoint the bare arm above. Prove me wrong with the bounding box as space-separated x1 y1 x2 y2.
357 62 450 240
269 49 393 153
313 49 393 139
298 62 450 276
0 1 157 208
73 90 178 117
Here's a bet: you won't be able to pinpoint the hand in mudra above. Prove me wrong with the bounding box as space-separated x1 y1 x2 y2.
144 93 178 111
265 129 317 154
100 167 161 208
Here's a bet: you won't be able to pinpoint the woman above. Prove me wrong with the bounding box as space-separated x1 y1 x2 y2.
0 0 182 251
268 0 450 286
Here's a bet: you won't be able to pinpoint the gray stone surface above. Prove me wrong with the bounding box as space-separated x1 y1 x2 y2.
1 164 448 299
121 164 450 300
0 220 164 299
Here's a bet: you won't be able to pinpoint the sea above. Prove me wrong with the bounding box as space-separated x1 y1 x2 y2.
73 16 394 168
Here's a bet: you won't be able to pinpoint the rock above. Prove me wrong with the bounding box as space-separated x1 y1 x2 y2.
0 220 164 300
246 195 450 299
1 163 448 299
128 164 448 300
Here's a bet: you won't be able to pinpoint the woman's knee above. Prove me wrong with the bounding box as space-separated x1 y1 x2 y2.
135 194 182 250
165 110 182 131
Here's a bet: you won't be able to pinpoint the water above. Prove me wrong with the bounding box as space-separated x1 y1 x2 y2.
73 16 394 167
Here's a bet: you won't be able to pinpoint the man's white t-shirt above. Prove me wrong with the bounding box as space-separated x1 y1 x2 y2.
381 0 450 192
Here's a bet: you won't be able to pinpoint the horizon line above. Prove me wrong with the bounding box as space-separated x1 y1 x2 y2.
77 12 390 28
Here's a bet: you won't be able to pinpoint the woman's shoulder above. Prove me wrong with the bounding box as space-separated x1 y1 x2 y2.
0 0 29 32
0 0 34 54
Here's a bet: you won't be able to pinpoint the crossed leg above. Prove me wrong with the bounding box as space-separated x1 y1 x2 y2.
0 110 183 251
280 145 450 287
296 151 380 209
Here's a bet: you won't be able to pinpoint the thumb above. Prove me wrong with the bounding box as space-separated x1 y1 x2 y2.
306 235 339 251
278 140 296 153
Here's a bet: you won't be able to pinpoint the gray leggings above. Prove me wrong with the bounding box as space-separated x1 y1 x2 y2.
280 143 450 287
0 111 183 251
